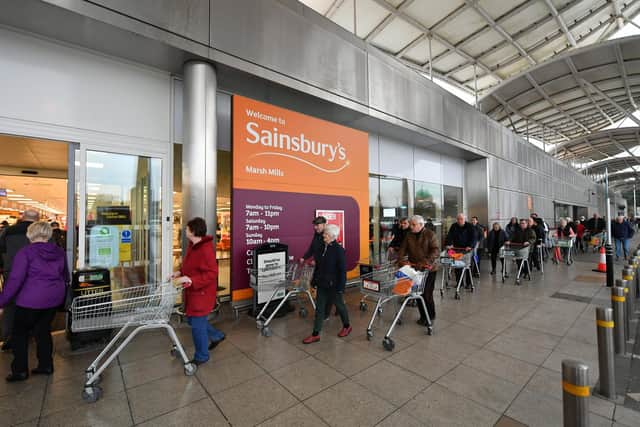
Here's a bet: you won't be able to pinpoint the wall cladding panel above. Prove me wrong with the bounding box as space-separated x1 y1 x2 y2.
210 0 368 103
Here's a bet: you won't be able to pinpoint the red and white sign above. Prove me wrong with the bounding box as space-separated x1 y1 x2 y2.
316 209 345 248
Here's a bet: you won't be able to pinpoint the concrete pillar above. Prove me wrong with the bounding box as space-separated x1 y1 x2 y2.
183 61 217 242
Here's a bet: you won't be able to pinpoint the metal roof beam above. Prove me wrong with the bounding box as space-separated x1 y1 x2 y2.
542 0 577 47
369 0 503 84
395 34 426 58
581 79 640 127
325 0 344 18
565 57 616 126
524 73 590 133
492 93 571 142
365 0 415 42
465 0 536 65
612 0 625 30
614 44 638 110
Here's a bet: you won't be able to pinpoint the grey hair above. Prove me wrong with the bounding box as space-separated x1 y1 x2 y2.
23 209 40 222
26 221 52 242
324 223 340 240
409 215 425 225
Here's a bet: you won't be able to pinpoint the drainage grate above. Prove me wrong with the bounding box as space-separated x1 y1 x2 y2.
549 292 592 304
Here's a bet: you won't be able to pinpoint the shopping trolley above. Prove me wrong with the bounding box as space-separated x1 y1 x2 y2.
252 262 315 337
500 243 531 285
71 282 193 403
358 261 395 312
552 236 575 265
360 264 433 351
439 248 474 300
587 231 606 253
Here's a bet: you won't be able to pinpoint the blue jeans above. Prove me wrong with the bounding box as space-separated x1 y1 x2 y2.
186 316 224 362
614 238 630 259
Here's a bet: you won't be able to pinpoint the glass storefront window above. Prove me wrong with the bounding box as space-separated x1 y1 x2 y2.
84 151 162 289
442 185 463 245
414 181 441 222
379 177 410 260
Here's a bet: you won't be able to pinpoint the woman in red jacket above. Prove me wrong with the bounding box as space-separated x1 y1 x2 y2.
171 217 223 365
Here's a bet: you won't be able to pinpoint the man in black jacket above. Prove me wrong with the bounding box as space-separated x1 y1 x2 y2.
301 216 332 318
470 216 485 277
0 209 39 351
446 213 477 289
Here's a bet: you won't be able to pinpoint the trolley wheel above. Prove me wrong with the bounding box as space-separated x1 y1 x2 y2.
256 320 264 329
515 279 521 285
299 308 308 318
397 318 403 326
427 326 433 336
501 277 505 283
170 345 177 357
454 292 460 300
261 327 272 337
377 307 383 315
366 329 373 341
184 363 197 376
382 337 395 352
81 385 103 403
359 301 368 312
469 286 475 293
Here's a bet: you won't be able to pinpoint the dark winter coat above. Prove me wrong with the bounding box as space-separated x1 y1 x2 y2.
487 229 508 253
181 235 218 317
389 226 409 249
612 220 634 240
0 220 33 277
312 241 346 292
509 227 536 246
0 242 69 309
445 222 477 249
303 232 325 262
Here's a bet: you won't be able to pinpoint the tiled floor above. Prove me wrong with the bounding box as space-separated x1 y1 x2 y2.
2 248 640 426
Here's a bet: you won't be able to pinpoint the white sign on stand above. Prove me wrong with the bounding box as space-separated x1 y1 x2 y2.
256 251 287 305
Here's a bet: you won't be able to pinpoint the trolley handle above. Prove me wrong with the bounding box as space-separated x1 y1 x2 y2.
504 242 529 247
446 246 473 253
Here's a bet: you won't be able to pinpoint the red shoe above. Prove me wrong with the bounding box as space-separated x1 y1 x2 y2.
302 335 320 344
338 326 352 338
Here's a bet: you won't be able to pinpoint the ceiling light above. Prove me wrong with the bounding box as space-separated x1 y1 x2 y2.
8 194 24 198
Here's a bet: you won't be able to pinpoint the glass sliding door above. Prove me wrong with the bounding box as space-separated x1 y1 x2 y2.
80 150 164 290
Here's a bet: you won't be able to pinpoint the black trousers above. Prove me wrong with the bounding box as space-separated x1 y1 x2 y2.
12 306 57 374
417 270 437 321
454 268 471 288
490 250 504 272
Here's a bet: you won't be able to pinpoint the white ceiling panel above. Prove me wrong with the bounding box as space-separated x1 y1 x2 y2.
371 14 423 53
403 0 465 29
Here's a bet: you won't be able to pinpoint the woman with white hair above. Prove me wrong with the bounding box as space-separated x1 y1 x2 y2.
0 221 69 381
303 223 351 344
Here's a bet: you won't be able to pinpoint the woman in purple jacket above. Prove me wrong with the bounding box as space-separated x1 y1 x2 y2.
0 221 69 382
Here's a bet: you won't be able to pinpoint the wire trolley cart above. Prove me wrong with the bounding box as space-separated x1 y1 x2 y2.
360 265 433 351
71 282 194 403
500 243 531 285
358 261 395 312
252 262 316 337
439 248 474 300
552 236 575 265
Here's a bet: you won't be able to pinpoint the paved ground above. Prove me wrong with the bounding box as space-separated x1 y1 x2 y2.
2 245 640 426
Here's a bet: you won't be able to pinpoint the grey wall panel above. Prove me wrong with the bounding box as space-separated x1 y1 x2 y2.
368 53 444 133
91 0 210 45
210 0 368 104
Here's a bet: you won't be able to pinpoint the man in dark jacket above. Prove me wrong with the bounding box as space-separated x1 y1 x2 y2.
303 224 350 344
446 213 477 289
301 216 332 319
388 217 409 256
528 217 545 270
398 215 439 325
506 218 536 278
585 213 605 234
0 209 39 351
612 215 634 260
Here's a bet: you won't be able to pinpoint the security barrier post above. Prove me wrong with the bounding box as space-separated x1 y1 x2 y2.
595 307 615 399
612 286 626 354
562 359 590 427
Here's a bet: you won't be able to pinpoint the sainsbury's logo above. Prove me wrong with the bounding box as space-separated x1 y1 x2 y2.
245 120 350 173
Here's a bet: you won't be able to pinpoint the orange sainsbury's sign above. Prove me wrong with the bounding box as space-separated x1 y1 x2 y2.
231 95 369 301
